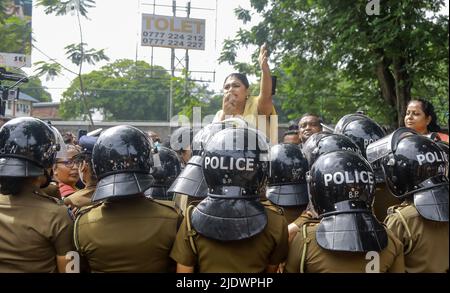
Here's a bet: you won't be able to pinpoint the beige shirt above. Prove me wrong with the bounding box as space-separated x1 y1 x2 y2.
0 188 74 272
75 196 182 272
170 201 288 272
213 95 278 144
385 202 449 273
285 219 405 273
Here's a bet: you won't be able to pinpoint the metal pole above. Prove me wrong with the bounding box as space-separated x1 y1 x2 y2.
168 0 176 122
184 1 191 96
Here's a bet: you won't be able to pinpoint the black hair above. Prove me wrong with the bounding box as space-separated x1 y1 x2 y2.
288 118 300 130
0 177 28 195
283 129 299 137
299 113 324 124
409 99 442 132
223 73 250 89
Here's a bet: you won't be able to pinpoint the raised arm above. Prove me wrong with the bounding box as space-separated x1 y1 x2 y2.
257 43 274 116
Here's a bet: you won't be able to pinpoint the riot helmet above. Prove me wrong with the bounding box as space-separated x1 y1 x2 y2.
91 125 155 202
190 127 270 241
168 118 248 198
0 117 58 177
145 146 182 200
334 113 386 182
307 150 387 252
266 143 309 206
302 132 362 168
367 128 448 221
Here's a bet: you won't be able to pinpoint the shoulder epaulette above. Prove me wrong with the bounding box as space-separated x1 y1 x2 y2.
261 200 284 215
33 190 64 205
153 199 182 214
76 201 103 217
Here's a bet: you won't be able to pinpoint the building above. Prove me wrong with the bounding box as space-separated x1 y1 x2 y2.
3 91 39 118
32 101 61 120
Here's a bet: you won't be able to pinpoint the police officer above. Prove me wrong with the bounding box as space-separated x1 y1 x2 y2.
0 117 74 272
169 118 248 214
369 128 449 272
266 143 309 223
144 146 182 201
170 127 288 272
64 135 98 212
73 125 182 272
285 150 405 272
335 113 398 221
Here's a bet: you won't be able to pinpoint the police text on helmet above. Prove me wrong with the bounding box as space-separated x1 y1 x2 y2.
416 151 444 165
204 156 254 171
323 170 374 187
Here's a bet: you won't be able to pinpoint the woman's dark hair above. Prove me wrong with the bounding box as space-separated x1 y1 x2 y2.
0 177 28 195
223 73 249 89
409 99 441 132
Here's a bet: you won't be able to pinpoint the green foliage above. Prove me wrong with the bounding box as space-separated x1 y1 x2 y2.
65 43 109 66
36 0 95 18
60 59 215 121
0 15 31 54
19 76 52 102
220 0 448 128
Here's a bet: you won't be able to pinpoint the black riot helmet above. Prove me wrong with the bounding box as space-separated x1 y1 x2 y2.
307 150 387 252
302 132 362 168
144 146 182 200
190 127 270 241
367 128 448 221
334 113 386 158
334 114 386 183
266 143 309 206
0 117 58 177
91 125 155 202
168 117 248 198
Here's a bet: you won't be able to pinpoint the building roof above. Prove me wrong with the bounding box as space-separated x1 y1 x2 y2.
18 91 40 103
32 102 60 108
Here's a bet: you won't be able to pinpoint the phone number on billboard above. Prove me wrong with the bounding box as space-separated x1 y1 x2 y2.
142 32 204 49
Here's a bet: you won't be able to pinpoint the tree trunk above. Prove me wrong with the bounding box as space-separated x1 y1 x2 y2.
374 50 397 125
392 56 412 127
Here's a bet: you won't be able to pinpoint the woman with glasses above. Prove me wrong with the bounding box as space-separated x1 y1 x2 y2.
53 144 81 198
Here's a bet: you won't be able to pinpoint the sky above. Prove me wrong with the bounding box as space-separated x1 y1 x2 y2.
23 0 262 102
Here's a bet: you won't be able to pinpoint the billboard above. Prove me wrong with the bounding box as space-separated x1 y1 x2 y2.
141 14 205 50
0 0 32 67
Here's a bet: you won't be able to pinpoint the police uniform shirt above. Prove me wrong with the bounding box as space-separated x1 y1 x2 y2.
285 220 405 273
372 183 401 222
64 186 96 210
74 196 182 272
0 188 74 272
170 203 289 273
283 206 307 224
385 203 449 273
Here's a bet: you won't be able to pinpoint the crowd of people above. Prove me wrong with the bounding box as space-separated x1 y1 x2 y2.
0 44 448 273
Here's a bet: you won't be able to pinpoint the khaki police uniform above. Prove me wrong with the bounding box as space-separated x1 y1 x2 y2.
283 206 307 224
74 196 182 272
41 181 62 199
385 202 449 273
285 219 405 273
64 186 95 210
372 183 401 222
0 187 74 272
170 201 289 272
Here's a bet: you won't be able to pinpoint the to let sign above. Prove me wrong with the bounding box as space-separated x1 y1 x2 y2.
141 14 206 50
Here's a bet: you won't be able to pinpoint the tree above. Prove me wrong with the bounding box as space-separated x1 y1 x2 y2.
220 0 448 127
19 76 52 102
35 0 109 127
60 59 171 121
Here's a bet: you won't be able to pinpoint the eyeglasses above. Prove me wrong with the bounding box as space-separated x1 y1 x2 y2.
56 160 77 168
